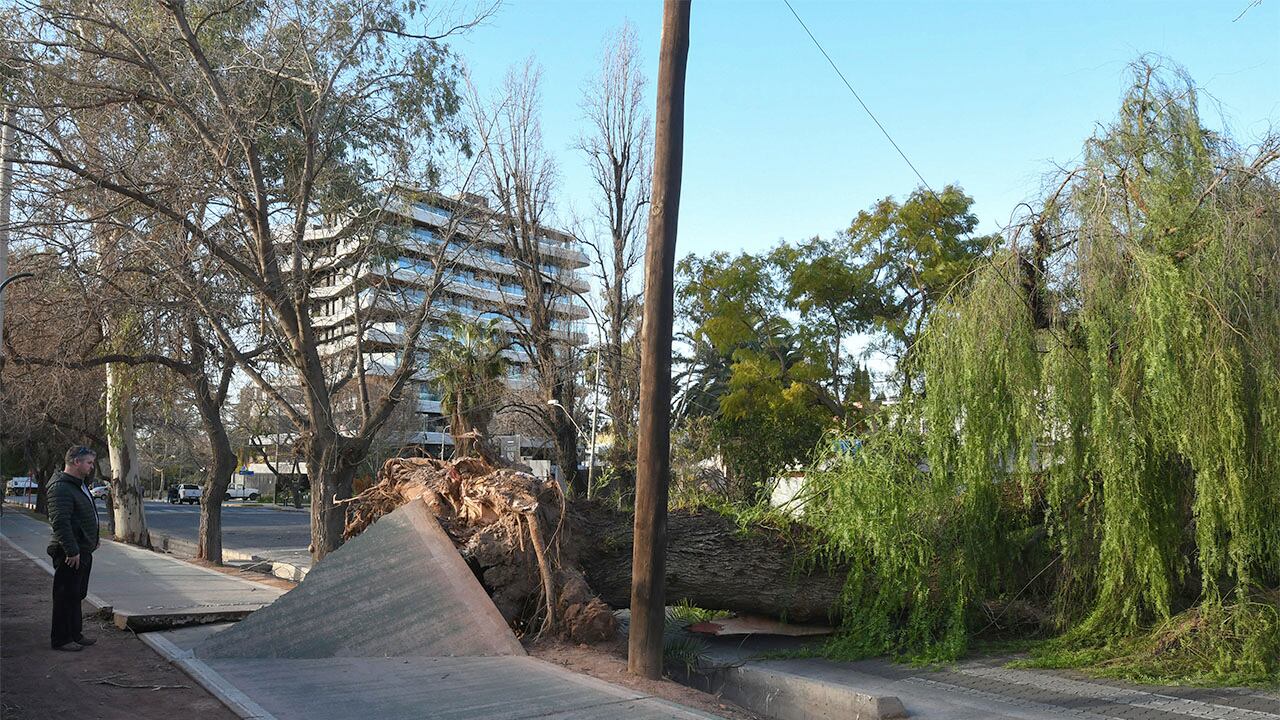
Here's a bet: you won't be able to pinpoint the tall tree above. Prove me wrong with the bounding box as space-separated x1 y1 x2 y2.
806 61 1280 680
4 0 483 560
577 22 650 481
471 61 583 491
674 249 872 494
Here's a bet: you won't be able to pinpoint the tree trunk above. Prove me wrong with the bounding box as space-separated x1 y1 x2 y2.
569 500 848 624
197 445 236 564
554 415 580 495
193 374 235 564
307 437 358 562
105 363 149 547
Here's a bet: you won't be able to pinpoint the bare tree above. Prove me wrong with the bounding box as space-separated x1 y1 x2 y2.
3 0 487 560
576 23 651 482
470 61 585 490
0 251 108 516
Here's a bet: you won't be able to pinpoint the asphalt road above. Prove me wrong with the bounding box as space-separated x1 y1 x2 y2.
4 492 314 571
137 499 313 570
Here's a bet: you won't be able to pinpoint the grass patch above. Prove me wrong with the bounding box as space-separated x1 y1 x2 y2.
1012 600 1280 689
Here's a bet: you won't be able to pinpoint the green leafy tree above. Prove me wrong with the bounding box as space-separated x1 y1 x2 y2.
844 185 995 394
674 252 854 496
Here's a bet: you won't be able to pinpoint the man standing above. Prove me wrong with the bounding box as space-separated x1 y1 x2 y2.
47 445 100 651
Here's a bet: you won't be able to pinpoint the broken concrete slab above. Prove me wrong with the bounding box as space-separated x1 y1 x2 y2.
196 498 524 659
114 606 258 631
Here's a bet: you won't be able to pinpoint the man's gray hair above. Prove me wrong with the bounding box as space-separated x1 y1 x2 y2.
64 445 96 466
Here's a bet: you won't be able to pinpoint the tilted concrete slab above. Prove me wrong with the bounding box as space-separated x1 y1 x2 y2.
196 498 525 659
197 656 721 720
0 511 280 630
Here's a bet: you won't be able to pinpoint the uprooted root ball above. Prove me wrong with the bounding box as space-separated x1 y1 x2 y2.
343 456 616 643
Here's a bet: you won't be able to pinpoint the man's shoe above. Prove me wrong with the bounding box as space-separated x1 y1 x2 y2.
74 636 96 647
52 643 83 652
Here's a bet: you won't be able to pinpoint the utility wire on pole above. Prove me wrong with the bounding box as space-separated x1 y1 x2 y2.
629 0 690 680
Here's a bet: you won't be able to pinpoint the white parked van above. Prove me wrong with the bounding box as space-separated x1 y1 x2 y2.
225 485 261 501
6 477 36 495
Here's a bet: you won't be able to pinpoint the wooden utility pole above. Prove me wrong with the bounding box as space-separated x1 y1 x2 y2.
628 0 690 680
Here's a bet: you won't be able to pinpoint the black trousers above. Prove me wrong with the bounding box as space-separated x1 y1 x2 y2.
49 547 93 648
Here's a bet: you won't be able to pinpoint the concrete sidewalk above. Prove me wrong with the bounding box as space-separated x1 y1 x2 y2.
1 510 283 630
687 633 1280 720
149 625 728 720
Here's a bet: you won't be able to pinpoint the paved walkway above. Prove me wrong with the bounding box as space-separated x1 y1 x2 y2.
1 511 281 629
698 634 1280 720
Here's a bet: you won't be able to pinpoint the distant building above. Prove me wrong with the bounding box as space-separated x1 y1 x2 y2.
308 190 591 464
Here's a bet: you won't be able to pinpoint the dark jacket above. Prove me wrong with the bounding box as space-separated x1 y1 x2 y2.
46 471 100 556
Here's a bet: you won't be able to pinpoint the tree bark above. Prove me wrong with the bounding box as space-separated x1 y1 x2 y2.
105 363 149 547
196 424 235 564
307 436 358 562
571 500 847 624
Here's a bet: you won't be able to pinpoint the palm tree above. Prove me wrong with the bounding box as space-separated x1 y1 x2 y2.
427 315 510 460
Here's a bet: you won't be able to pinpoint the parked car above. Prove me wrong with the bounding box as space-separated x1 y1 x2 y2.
6 477 37 495
176 483 202 505
225 485 261 501
90 483 110 499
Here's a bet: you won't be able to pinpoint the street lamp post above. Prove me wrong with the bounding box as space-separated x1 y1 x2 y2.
512 258 605 498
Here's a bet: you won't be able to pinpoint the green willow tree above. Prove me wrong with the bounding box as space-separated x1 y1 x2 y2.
807 60 1280 682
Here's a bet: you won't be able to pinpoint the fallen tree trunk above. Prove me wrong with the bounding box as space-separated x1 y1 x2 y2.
345 458 850 642
567 500 848 624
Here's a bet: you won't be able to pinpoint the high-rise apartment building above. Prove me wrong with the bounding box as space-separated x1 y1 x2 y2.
308 190 591 462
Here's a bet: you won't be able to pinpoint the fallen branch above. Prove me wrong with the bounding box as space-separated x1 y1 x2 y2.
85 678 190 691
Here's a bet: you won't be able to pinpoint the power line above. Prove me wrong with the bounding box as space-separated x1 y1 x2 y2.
781 0 937 198
781 1 1089 372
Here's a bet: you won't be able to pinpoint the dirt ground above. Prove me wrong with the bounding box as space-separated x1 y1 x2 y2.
0 542 239 720
529 637 760 719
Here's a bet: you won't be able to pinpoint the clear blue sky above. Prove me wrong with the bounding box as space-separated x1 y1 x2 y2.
450 0 1279 262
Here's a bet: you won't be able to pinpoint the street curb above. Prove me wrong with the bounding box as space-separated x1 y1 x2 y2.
148 529 309 583
676 661 909 720
140 633 279 720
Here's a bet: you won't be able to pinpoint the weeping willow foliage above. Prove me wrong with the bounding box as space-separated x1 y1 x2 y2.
806 61 1280 681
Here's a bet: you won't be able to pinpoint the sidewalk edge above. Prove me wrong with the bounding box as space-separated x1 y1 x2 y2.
140 633 278 720
0 532 113 612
